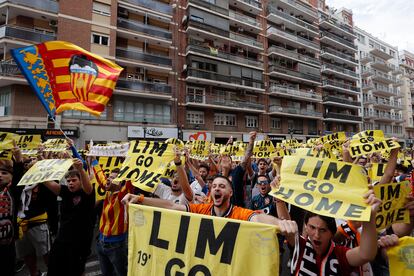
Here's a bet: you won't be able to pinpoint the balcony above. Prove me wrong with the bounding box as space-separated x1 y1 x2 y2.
361 68 374 78
0 60 27 85
320 47 358 66
370 57 393 72
267 6 318 34
360 53 373 64
369 45 393 60
115 47 172 67
116 78 172 98
278 0 318 19
234 0 262 14
373 98 398 109
371 71 395 84
325 112 362 122
268 65 320 85
186 94 264 112
363 97 375 105
321 63 358 80
229 32 263 48
268 46 320 67
117 18 172 40
269 85 322 102
320 32 357 52
323 95 361 108
319 15 355 39
364 111 376 119
371 84 394 97
361 82 374 91
390 64 403 75
0 25 56 43
269 105 322 118
267 26 319 52
186 44 262 68
321 80 359 94
185 68 264 91
392 114 404 122
0 0 58 13
373 112 394 122
229 10 261 30
393 79 403 87
189 0 228 15
121 0 172 15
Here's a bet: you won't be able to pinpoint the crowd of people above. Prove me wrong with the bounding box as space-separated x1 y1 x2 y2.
1 131 413 276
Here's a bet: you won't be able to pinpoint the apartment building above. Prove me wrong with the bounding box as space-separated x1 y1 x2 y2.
400 50 414 144
355 27 405 139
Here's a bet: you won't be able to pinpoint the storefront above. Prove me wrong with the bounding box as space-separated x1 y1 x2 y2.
128 126 178 140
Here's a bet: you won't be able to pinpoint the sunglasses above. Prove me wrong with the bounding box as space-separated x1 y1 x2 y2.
257 181 269 185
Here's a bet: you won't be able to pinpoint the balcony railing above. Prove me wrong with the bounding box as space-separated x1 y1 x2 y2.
325 112 362 121
321 47 357 64
267 26 319 50
269 65 320 82
117 18 172 39
116 78 172 95
362 82 374 91
372 84 393 95
322 80 359 93
269 105 322 117
187 19 228 37
229 10 261 28
116 47 172 66
186 94 264 110
320 32 356 49
371 56 393 71
321 63 358 78
319 15 354 36
324 95 360 107
186 44 262 67
372 71 395 83
0 25 56 43
279 0 317 18
269 85 322 100
360 53 373 63
267 6 318 33
122 0 172 15
361 68 374 77
0 0 59 13
189 0 228 15
0 60 22 77
229 32 263 48
268 46 320 66
186 68 264 89
238 0 262 9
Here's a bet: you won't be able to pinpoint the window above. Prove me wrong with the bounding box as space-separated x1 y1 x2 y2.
114 100 170 123
357 33 365 44
92 1 111 16
92 33 109 46
0 87 11 116
271 118 281 129
190 15 204 23
389 50 396 58
63 109 107 119
187 87 205 103
186 111 204 124
214 113 236 126
245 116 258 128
308 120 317 135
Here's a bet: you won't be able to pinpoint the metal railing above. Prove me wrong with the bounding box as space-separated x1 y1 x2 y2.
186 44 262 67
320 47 357 63
0 25 56 43
115 47 172 66
117 18 172 39
238 0 262 9
372 84 393 95
267 7 318 33
279 0 317 18
269 85 322 100
321 63 358 78
229 10 261 27
189 0 228 15
320 31 356 49
269 65 320 82
186 68 264 89
0 0 58 13
229 32 263 48
186 94 264 110
268 46 320 66
372 71 396 83
322 80 359 92
122 0 172 15
319 15 354 36
360 53 373 63
267 26 319 50
116 78 172 95
325 112 362 121
0 60 22 77
324 95 360 106
269 105 322 117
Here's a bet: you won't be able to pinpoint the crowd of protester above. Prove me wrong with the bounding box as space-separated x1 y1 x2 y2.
1 131 413 276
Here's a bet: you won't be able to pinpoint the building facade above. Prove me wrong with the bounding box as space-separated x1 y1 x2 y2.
400 50 414 144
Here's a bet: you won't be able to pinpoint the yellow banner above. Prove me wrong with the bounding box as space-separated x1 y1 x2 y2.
352 130 384 139
292 147 336 160
128 204 279 276
271 156 371 221
165 138 185 150
374 182 410 230
16 134 42 155
319 132 347 143
368 163 386 183
190 140 210 161
93 156 125 201
114 141 175 193
349 137 400 158
220 143 246 161
17 159 73 186
210 143 221 155
43 138 68 152
271 148 292 158
387 236 414 276
253 140 275 158
0 132 17 160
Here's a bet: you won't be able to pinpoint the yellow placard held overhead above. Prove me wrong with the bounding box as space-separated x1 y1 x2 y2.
16 134 42 155
271 156 371 221
220 143 246 162
368 163 386 183
190 140 210 161
43 138 68 152
17 159 73 186
352 130 384 139
253 140 275 158
292 147 335 160
92 156 125 201
128 204 280 276
373 182 410 230
349 137 400 158
387 236 414 276
319 132 347 144
114 141 175 193
0 132 17 160
165 138 185 150
210 143 221 155
271 148 292 158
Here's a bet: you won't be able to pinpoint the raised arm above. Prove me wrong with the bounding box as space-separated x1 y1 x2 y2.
379 146 399 184
122 193 186 212
43 180 61 196
175 147 193 202
241 131 256 170
73 158 93 195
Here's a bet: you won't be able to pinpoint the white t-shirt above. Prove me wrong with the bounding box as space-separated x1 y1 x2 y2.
154 183 191 205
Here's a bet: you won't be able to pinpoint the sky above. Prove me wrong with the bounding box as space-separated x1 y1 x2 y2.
325 0 414 53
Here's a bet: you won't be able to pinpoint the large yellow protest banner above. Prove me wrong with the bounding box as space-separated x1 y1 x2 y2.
17 159 73 186
114 141 175 193
16 134 42 154
0 132 16 159
387 236 414 276
93 156 125 201
373 182 410 230
190 140 210 161
349 136 399 158
253 140 275 158
271 156 371 221
368 163 386 183
128 204 279 276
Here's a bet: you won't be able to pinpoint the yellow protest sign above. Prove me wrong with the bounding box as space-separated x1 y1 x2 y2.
271 156 371 221
253 140 275 158
374 182 410 230
0 132 17 160
128 204 279 276
349 137 400 158
93 156 125 201
165 138 185 150
282 139 300 149
271 148 292 158
114 141 175 193
387 236 414 276
220 143 246 161
43 138 68 152
190 140 210 161
210 143 221 155
16 134 42 155
352 130 384 139
292 147 335 160
368 163 386 183
17 159 73 186
319 132 347 143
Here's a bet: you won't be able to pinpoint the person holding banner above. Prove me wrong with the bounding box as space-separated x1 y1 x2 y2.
43 159 95 276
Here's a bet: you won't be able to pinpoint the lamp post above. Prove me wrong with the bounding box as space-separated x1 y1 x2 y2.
143 119 148 139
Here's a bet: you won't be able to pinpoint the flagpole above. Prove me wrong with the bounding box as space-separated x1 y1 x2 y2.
50 116 70 140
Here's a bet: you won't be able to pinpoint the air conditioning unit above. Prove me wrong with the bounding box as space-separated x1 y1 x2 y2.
49 20 57 27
